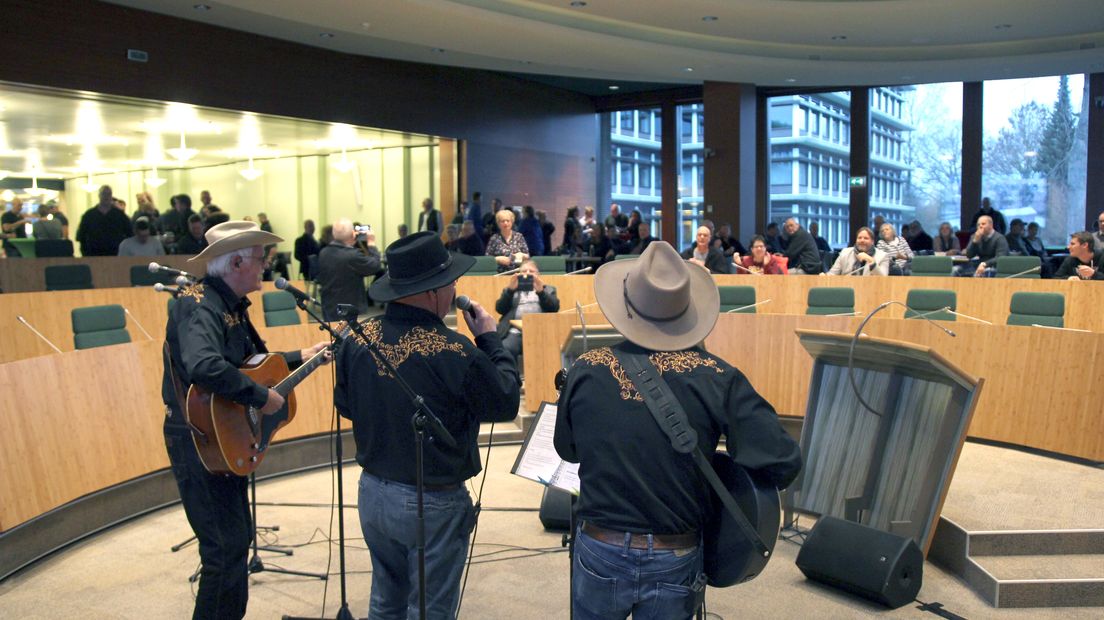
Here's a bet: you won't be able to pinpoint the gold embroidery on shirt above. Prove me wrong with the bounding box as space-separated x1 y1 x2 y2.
351 320 466 376
179 282 205 304
223 312 242 328
577 347 723 401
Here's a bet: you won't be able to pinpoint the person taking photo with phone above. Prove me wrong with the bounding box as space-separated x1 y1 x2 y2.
495 259 559 374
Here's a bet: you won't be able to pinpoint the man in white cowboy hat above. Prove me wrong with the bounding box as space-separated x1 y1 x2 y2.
161 220 330 620
553 241 801 619
334 231 520 618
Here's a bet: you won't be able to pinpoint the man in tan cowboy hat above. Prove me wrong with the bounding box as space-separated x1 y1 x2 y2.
161 220 330 620
333 230 520 618
553 241 801 619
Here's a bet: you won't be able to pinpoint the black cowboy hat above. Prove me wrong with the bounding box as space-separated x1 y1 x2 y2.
368 231 476 302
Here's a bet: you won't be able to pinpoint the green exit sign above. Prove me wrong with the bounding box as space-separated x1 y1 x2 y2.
848 176 867 188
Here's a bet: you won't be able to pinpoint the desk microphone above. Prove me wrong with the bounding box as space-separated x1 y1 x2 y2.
565 266 593 275
275 277 319 305
1003 266 1041 279
153 282 182 296
726 299 772 313
945 309 993 325
16 315 63 353
149 262 195 281
560 302 598 313
123 307 154 340
731 262 753 274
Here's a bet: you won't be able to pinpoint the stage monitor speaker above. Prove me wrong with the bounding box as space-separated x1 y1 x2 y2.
795 516 923 609
539 487 575 531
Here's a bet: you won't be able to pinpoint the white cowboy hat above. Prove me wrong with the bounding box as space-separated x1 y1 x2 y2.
188 220 283 262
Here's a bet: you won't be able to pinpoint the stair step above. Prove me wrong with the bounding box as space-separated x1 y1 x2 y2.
973 554 1104 580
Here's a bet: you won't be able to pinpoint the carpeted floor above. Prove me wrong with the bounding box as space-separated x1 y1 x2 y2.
0 440 1100 619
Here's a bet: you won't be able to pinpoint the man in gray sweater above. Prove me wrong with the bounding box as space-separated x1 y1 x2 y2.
967 215 1009 277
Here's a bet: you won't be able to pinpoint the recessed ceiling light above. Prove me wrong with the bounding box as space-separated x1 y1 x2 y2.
785 78 797 83
831 35 847 41
995 24 1012 30
702 16 718 22
319 32 335 39
193 4 211 10
431 48 446 53
608 85 620 91
570 1 587 6
361 22 371 29
684 67 694 72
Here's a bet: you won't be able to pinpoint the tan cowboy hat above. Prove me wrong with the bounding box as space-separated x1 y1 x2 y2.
187 220 283 262
594 241 719 351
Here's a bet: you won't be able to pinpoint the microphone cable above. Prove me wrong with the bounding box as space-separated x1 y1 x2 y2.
456 419 495 618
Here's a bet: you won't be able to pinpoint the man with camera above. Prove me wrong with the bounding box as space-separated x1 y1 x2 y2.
495 259 559 373
317 218 382 322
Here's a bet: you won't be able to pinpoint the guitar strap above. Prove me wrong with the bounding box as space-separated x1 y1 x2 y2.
611 348 769 558
163 341 208 444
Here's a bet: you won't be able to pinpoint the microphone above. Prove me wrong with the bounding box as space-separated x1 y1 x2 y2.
1003 265 1041 279
275 277 318 305
455 294 476 317
16 315 63 354
945 309 993 325
903 304 956 337
731 262 753 274
149 262 195 281
560 302 598 313
565 266 593 275
843 261 870 276
495 267 522 277
123 307 154 340
1030 324 1090 333
154 282 182 296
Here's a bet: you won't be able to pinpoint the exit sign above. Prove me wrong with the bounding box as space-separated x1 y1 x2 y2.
848 176 867 188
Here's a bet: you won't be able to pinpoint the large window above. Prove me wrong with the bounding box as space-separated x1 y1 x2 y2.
982 75 1087 245
677 103 704 249
768 92 852 247
608 107 662 237
892 82 963 236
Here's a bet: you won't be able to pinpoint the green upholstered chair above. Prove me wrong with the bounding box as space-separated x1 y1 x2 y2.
467 255 500 276
130 265 176 286
530 255 566 275
1007 292 1064 328
905 289 956 322
45 264 93 291
718 286 757 313
806 287 855 316
262 291 302 327
910 255 954 277
996 255 1042 279
614 254 639 260
71 305 131 350
34 239 74 257
8 238 36 258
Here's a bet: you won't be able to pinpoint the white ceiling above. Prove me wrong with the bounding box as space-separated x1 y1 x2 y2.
107 0 1104 88
0 83 436 182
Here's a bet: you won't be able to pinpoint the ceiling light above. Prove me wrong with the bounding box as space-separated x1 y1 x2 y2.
166 131 198 163
239 157 263 181
683 67 694 72
785 78 797 83
145 166 167 188
81 173 98 193
1024 150 1037 157
570 1 587 6
24 175 45 197
193 4 210 10
361 22 371 29
319 32 335 39
701 16 718 22
608 85 620 91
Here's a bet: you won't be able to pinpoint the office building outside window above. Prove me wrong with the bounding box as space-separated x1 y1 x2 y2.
606 107 662 238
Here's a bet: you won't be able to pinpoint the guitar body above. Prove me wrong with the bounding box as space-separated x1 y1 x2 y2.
702 452 781 587
185 354 297 476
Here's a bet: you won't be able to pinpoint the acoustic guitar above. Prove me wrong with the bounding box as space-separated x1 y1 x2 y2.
702 451 781 586
186 345 332 476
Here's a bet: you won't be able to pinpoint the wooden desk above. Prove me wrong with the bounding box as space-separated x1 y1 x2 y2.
0 256 208 293
523 312 1103 463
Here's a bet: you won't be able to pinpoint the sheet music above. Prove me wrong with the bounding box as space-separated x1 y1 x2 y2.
510 403 580 494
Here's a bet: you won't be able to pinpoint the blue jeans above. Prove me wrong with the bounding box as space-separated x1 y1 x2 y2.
572 529 705 620
357 472 476 620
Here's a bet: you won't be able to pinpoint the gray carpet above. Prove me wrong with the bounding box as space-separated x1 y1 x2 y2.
0 441 1101 619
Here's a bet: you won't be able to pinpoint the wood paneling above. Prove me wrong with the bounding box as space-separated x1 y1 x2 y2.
0 280 311 364
0 256 206 293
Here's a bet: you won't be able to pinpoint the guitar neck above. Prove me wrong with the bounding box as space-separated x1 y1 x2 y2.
274 348 329 396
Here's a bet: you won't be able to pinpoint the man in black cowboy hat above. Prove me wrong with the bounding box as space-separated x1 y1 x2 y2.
553 241 801 619
333 231 520 618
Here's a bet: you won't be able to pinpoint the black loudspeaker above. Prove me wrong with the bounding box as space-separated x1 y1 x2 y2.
538 487 575 531
795 516 923 609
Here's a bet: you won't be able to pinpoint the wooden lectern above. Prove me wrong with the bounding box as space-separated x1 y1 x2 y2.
786 329 983 555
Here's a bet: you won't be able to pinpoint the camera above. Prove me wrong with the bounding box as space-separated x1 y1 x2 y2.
354 224 371 243
517 274 534 292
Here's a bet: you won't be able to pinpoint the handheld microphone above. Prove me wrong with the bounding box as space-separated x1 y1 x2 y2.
275 277 318 305
1004 265 1041 279
455 295 477 317
149 262 195 281
154 282 182 296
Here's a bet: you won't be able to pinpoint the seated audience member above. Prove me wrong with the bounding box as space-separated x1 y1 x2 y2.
624 210 642 244
117 217 166 257
517 205 545 257
933 221 961 255
444 223 460 251
1024 222 1048 259
495 259 560 371
174 214 209 255
809 222 832 254
455 220 485 256
965 214 1009 277
606 224 631 257
736 235 785 275
33 202 67 240
681 225 730 274
1053 232 1104 281
713 223 747 257
876 222 914 275
1094 211 1104 252
1006 219 1031 255
318 218 382 321
585 223 615 268
782 218 822 275
486 208 529 272
907 220 933 253
826 227 889 276
629 221 655 255
603 203 628 231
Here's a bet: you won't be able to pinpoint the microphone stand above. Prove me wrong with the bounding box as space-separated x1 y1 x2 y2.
337 305 458 620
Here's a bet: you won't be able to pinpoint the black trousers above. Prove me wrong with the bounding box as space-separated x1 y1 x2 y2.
164 426 252 620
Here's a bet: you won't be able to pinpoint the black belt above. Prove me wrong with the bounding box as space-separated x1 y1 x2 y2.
581 522 698 550
424 482 462 492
